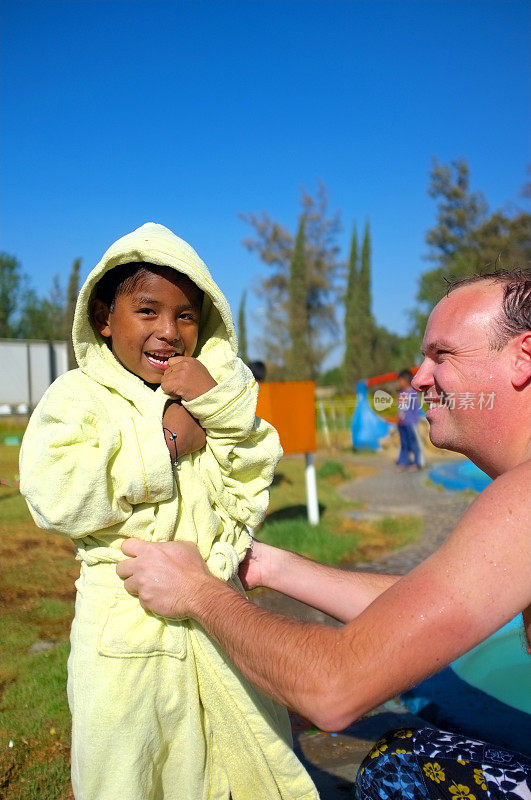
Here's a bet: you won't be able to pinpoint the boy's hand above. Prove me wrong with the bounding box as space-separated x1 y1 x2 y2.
238 540 271 591
161 357 217 401
163 402 206 457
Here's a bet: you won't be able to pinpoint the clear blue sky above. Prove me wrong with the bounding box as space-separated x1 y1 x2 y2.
2 0 529 361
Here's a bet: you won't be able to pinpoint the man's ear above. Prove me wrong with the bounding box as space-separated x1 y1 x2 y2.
511 332 531 389
91 298 112 338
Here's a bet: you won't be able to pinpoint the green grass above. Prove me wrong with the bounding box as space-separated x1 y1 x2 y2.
260 456 423 566
378 515 423 547
0 642 72 800
0 492 28 522
1 429 75 799
316 459 347 480
0 417 28 440
260 518 361 566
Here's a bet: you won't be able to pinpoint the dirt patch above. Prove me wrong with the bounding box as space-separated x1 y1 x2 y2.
300 729 374 767
0 736 72 800
1 586 75 605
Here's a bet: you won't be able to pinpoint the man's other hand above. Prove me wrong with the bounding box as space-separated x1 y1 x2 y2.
117 539 212 619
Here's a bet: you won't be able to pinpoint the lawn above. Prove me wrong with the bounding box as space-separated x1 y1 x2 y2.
0 435 77 800
258 456 421 566
0 427 421 800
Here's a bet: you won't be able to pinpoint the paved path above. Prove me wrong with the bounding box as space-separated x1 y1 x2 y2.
253 454 474 798
339 456 474 574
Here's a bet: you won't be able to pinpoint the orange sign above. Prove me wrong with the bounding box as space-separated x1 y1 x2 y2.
256 381 316 455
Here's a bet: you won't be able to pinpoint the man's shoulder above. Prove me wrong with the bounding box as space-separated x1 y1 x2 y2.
461 459 530 532
489 460 531 506
489 459 530 494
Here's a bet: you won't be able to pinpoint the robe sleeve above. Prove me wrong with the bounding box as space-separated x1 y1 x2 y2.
19 381 174 538
182 360 282 528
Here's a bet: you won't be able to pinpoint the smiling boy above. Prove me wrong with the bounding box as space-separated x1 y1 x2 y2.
20 224 318 800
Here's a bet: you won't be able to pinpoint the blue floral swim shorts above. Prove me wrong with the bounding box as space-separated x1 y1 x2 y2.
354 727 531 800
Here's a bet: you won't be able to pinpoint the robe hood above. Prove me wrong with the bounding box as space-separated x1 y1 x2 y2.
73 223 238 403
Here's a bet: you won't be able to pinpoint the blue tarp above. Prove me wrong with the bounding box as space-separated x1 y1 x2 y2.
351 381 393 451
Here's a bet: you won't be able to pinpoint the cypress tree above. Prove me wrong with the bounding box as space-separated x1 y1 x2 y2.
359 221 372 322
287 217 311 380
64 258 81 369
237 290 249 364
343 227 360 390
357 220 377 378
342 221 377 386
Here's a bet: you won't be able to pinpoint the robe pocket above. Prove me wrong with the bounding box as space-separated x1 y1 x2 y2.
97 591 187 659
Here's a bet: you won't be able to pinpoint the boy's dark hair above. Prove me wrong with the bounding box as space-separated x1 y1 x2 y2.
94 262 202 311
446 267 531 350
397 369 413 382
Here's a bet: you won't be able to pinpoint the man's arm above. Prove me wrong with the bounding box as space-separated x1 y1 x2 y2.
240 541 399 623
117 462 531 732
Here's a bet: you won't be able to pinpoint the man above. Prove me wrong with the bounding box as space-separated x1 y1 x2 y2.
396 368 424 470
117 270 531 798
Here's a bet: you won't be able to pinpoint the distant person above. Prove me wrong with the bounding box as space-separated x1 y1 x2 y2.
248 359 267 382
117 269 530 799
20 223 317 800
396 368 424 470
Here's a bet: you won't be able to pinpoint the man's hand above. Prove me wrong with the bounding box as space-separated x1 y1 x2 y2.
116 539 214 619
161 357 217 401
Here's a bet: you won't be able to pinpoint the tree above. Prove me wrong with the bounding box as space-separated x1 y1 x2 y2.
425 158 487 265
237 290 249 364
64 258 81 368
371 327 419 376
342 221 378 386
413 158 531 334
241 182 341 378
0 253 24 337
287 218 311 380
17 275 65 340
343 227 359 388
358 220 377 371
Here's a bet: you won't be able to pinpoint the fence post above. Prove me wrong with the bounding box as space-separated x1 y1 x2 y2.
26 342 33 412
305 452 319 525
318 400 331 448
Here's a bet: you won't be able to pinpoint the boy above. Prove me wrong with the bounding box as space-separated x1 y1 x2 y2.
396 368 424 471
20 223 318 800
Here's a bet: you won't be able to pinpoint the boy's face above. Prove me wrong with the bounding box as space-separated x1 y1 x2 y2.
94 269 203 385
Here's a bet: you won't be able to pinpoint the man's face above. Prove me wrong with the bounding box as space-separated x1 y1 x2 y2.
412 282 510 454
96 269 203 385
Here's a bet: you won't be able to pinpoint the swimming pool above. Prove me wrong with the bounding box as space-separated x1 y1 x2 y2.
402 617 531 755
428 459 492 493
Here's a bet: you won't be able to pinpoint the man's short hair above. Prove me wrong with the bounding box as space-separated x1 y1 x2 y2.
447 268 531 350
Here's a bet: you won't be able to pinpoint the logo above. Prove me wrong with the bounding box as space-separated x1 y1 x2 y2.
373 390 393 411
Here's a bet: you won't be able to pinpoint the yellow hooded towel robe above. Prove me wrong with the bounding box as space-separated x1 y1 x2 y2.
20 223 319 800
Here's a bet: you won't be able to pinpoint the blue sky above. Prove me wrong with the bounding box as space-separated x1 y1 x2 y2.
2 0 529 361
